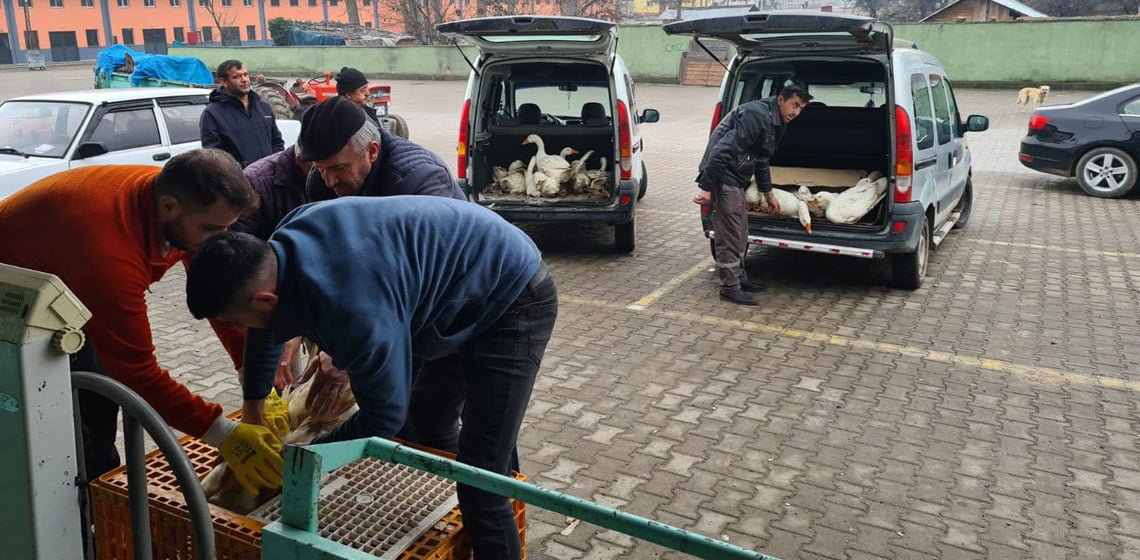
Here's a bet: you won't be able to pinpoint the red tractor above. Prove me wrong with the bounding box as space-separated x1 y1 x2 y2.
254 72 409 139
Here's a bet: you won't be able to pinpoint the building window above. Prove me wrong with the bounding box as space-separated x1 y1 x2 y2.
269 0 279 5
85 29 99 46
244 0 252 5
246 25 256 41
198 0 207 6
329 0 337 5
365 22 372 28
50 0 63 7
81 0 93 5
289 0 298 5
170 0 179 5
202 27 213 42
308 0 316 5
221 0 231 5
173 27 185 42
144 0 154 5
24 31 39 49
363 0 369 4
117 0 128 6
17 0 32 6
121 28 135 44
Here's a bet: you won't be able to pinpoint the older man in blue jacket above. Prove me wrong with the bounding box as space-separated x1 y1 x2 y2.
186 196 556 560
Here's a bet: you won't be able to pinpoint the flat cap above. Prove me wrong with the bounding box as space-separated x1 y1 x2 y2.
299 96 367 161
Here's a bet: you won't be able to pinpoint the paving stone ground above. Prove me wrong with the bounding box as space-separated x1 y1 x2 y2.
10 70 1138 559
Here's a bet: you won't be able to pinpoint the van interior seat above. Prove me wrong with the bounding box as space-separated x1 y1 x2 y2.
518 103 542 125
581 102 608 127
774 105 890 170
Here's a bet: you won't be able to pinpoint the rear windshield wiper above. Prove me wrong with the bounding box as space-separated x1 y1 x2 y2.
0 147 29 158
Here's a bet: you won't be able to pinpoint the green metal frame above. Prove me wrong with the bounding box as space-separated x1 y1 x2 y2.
261 438 780 560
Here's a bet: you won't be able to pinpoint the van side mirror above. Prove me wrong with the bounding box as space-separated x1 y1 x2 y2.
964 115 989 133
639 108 660 124
75 142 109 159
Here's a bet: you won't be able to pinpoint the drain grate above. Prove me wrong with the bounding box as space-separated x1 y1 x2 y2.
250 457 458 558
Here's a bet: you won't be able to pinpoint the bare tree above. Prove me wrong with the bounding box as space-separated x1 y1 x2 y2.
853 0 890 18
345 0 362 25
200 0 242 44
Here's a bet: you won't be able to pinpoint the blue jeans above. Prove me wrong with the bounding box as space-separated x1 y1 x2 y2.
445 263 557 560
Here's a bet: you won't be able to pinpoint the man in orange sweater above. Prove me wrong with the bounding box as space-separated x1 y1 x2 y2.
0 149 284 493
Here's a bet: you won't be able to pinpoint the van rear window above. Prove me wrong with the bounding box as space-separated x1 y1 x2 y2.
800 83 887 108
515 84 611 118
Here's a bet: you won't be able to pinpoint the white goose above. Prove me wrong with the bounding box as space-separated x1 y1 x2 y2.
745 180 813 234
824 172 888 224
491 160 527 195
522 134 574 184
569 150 596 193
525 155 561 197
796 185 830 219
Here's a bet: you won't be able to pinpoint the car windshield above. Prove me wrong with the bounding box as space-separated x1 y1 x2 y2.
515 83 611 118
0 101 90 158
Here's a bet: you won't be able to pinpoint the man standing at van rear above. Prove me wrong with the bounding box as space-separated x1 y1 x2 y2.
697 84 811 306
200 59 284 168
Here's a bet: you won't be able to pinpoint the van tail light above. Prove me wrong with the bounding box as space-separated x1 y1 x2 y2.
1028 114 1049 131
894 105 913 204
709 101 723 135
617 100 633 181
457 99 471 179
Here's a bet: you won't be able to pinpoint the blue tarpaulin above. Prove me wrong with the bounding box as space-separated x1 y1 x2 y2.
94 45 215 86
288 27 346 46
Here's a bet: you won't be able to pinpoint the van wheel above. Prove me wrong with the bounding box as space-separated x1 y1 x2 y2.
615 217 636 253
890 215 929 290
952 178 973 229
637 162 648 201
1076 147 1137 198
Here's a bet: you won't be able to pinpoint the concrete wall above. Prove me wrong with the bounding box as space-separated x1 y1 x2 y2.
171 18 1140 87
173 24 695 83
895 19 1140 86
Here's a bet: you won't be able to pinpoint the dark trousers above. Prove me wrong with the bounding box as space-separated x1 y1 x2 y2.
406 263 557 560
712 184 750 289
71 344 122 480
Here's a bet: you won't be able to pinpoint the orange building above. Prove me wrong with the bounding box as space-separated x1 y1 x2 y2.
0 0 488 64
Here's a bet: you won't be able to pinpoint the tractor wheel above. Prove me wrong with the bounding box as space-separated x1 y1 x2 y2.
253 84 294 121
380 114 410 139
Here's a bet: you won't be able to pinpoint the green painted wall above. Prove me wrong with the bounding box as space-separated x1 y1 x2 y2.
173 19 1140 86
894 19 1140 86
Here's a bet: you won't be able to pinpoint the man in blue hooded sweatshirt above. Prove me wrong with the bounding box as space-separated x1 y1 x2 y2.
186 196 556 560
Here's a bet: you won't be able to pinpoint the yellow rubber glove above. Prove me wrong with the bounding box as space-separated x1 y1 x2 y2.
262 388 291 438
217 422 284 495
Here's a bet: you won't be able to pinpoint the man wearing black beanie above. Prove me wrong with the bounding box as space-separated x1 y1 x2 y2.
335 66 381 127
299 96 464 200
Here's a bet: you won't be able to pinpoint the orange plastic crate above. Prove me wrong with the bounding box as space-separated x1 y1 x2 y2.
91 435 526 560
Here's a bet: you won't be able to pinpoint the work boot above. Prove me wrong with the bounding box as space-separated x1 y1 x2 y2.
720 287 758 306
739 279 767 292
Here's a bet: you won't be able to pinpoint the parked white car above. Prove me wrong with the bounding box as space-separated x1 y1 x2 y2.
0 88 301 200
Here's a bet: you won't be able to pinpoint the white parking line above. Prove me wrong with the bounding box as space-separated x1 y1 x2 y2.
562 295 1140 394
967 239 1140 259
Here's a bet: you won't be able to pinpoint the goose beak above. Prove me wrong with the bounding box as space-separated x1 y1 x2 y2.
805 223 812 234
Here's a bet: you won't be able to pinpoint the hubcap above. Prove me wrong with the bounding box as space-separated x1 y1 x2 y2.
1083 153 1131 193
917 226 929 278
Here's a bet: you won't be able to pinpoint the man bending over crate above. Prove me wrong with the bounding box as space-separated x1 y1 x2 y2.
185 196 557 560
0 150 286 494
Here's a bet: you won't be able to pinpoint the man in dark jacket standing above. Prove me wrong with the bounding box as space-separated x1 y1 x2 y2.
697 84 811 306
335 66 381 127
299 96 463 200
200 60 284 168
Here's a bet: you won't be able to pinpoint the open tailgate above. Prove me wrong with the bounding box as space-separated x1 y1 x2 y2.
436 16 617 58
663 11 892 56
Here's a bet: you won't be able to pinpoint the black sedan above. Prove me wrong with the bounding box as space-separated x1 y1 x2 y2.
1019 83 1140 198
